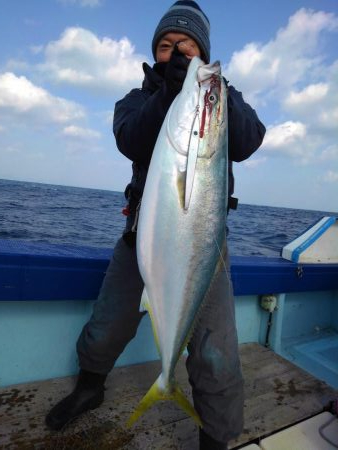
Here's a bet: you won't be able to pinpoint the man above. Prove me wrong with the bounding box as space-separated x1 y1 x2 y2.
46 2 265 449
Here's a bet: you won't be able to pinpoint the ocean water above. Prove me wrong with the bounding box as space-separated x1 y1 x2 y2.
0 178 336 257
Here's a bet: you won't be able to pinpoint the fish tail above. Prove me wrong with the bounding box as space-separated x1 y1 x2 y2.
126 375 202 428
171 381 203 427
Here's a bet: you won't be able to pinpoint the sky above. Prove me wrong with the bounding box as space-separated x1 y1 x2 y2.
0 0 337 212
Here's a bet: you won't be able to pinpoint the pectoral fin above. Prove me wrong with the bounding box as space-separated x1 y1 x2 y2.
139 287 150 313
140 287 161 356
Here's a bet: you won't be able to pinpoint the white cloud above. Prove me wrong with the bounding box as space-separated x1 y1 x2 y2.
319 145 338 162
323 170 338 183
63 140 104 156
57 0 102 7
0 72 85 124
38 27 146 92
243 157 267 168
224 8 338 174
225 8 338 104
280 62 338 170
318 105 338 131
5 59 30 72
262 121 306 152
30 45 44 55
101 110 115 126
261 118 336 166
3 144 20 154
62 125 101 139
283 61 338 134
285 83 329 108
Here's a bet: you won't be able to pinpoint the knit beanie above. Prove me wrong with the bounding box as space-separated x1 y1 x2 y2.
152 1 210 63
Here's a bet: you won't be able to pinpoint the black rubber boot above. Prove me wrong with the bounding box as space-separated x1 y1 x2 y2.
199 428 228 450
45 369 107 431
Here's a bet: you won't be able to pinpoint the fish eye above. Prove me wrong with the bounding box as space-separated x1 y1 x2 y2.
208 94 217 103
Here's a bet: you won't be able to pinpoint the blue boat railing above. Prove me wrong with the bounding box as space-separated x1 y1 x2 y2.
1 239 337 301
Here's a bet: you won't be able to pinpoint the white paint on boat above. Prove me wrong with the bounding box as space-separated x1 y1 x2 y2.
282 216 338 263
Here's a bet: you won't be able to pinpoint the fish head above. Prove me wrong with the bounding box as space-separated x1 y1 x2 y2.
165 56 227 210
166 57 227 160
196 60 227 158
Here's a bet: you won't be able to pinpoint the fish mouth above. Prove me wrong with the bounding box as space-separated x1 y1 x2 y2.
197 60 221 82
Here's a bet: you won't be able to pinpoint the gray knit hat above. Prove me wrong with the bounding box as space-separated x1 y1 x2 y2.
152 1 210 63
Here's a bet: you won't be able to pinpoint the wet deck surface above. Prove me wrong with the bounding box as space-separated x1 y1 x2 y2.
0 343 337 449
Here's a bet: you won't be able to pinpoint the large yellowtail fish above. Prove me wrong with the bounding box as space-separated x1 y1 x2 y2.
128 56 228 426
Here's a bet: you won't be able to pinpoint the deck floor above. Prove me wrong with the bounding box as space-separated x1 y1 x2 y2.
0 343 337 449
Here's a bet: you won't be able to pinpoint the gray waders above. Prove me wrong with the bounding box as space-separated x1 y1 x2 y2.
77 237 244 443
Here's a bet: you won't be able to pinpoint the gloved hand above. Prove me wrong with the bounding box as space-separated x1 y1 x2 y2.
164 43 190 93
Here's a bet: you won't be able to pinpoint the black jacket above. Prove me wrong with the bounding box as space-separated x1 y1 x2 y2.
113 62 266 239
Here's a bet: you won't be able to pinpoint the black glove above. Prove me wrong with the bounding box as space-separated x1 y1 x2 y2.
164 43 190 93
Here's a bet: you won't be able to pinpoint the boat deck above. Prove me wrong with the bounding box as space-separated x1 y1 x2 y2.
0 343 337 449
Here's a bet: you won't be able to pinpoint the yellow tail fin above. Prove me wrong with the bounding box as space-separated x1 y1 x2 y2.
126 375 202 428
